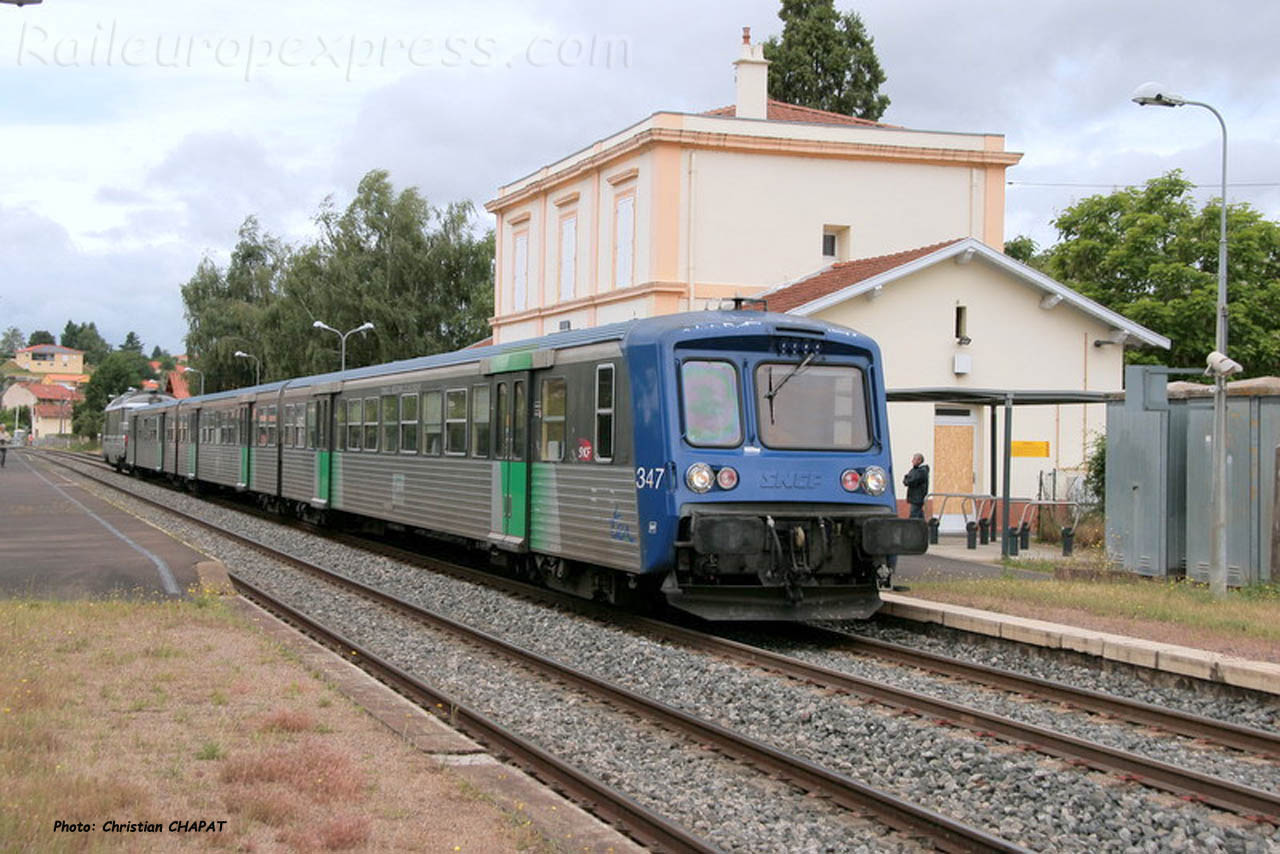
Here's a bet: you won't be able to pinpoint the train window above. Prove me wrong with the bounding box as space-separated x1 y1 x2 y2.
306 402 317 449
754 363 870 451
381 394 399 454
595 364 614 463
284 405 294 448
512 381 526 461
400 393 418 453
423 391 443 455
294 406 305 448
363 398 379 452
445 389 467 455
471 385 490 458
337 400 347 451
346 399 362 451
681 361 741 447
267 405 278 447
539 378 566 461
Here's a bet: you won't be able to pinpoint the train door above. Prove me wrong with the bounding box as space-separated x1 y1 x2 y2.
490 372 531 549
310 395 333 508
237 403 252 489
157 411 167 472
188 410 199 478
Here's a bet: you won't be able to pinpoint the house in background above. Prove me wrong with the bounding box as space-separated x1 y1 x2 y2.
483 30 1167 514
1 381 83 439
14 344 86 381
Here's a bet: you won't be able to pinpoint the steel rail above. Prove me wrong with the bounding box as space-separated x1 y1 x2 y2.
44 453 1023 852
45 452 1280 825
799 625 1280 758
230 573 718 854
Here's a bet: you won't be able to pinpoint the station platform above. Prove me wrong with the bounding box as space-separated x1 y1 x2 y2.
0 450 205 599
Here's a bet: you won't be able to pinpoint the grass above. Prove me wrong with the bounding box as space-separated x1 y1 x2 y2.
0 595 545 852
905 574 1280 660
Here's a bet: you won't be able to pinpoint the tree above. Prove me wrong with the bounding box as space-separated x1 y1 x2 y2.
119 331 144 353
1039 171 1280 374
182 216 288 391
0 327 22 358
181 171 494 389
1004 235 1039 265
72 350 155 439
27 329 54 346
763 0 890 121
60 320 111 365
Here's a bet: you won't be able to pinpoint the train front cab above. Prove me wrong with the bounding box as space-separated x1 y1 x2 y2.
636 316 928 621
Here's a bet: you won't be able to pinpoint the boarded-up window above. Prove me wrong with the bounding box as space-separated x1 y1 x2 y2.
513 231 529 311
614 195 634 289
559 215 576 302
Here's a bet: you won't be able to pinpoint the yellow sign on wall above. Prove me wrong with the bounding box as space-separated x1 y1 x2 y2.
1011 441 1050 458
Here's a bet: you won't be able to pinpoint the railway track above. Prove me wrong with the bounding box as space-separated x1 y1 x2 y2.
44 451 1280 840
47 452 1022 852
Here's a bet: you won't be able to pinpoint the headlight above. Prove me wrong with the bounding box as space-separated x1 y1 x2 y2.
716 466 739 490
686 462 714 493
862 465 887 496
840 469 862 492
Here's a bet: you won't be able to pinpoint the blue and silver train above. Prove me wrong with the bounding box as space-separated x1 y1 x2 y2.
105 310 927 620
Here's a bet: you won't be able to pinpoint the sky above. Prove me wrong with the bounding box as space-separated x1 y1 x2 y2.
0 0 1276 355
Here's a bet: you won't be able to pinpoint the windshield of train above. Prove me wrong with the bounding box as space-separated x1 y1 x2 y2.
681 360 742 446
755 363 870 450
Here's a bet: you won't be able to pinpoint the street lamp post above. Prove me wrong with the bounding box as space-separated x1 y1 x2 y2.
233 351 261 386
312 320 375 373
183 366 205 396
1132 82 1235 597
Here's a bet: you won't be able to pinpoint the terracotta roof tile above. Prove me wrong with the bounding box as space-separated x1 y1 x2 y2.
17 344 82 355
16 381 82 402
763 239 965 313
34 403 74 418
703 98 892 128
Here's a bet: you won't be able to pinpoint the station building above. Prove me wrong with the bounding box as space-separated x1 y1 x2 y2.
483 31 1166 523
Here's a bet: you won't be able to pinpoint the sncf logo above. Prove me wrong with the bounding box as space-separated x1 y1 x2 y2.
759 471 822 489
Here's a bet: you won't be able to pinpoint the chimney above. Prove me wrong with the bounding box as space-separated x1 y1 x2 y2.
733 26 769 120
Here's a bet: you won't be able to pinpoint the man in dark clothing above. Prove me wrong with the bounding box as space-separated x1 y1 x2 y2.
903 453 929 518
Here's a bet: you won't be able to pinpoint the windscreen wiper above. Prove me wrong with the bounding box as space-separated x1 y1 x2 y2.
765 352 815 424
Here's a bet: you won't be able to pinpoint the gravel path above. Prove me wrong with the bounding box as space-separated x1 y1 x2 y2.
61 460 1280 853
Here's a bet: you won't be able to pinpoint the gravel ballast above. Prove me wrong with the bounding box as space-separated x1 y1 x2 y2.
62 459 1280 853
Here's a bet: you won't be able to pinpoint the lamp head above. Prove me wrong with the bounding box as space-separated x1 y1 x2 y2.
1205 350 1243 377
234 350 248 358
358 321 375 333
1132 81 1185 107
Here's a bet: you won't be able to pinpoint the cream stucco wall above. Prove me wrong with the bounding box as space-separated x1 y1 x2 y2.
487 109 1018 344
811 259 1124 501
15 349 84 375
689 150 995 290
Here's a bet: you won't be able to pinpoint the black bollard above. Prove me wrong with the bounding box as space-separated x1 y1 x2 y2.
1006 527 1019 556
1061 526 1075 556
1019 521 1031 550
978 517 989 545
927 517 940 545
965 521 978 549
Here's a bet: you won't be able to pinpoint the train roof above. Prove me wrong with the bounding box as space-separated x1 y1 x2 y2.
138 310 872 410
104 389 176 412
